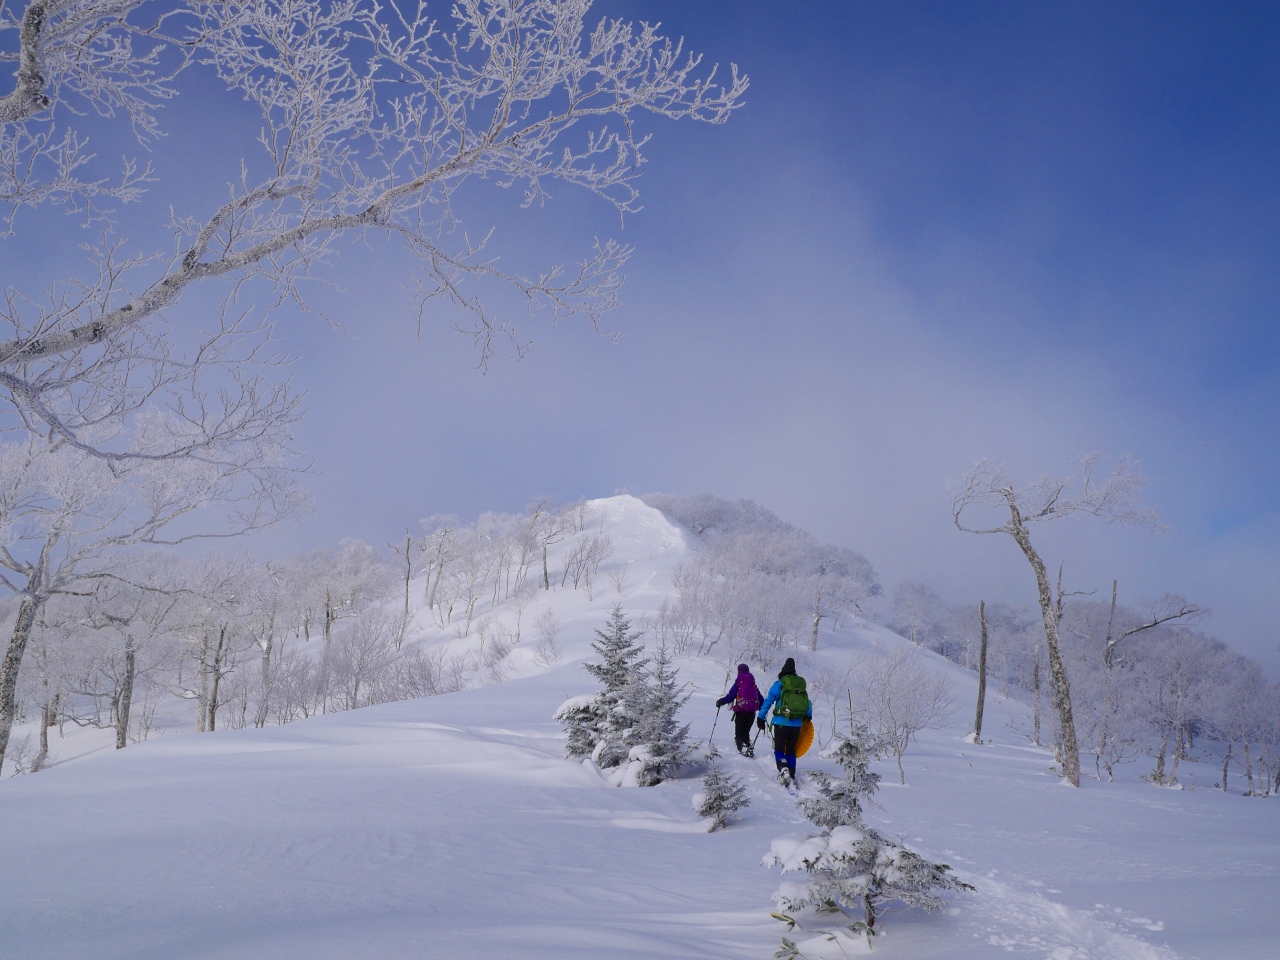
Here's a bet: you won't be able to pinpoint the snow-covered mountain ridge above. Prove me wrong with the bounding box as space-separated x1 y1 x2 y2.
0 497 1275 959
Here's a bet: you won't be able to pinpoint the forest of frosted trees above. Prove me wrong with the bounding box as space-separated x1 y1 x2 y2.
2 490 1277 802
0 493 880 771
890 578 1280 794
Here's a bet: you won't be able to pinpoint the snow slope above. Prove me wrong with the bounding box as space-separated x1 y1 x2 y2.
1 496 1275 959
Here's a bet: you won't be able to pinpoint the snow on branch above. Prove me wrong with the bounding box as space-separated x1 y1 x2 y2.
949 453 1165 536
1 0 747 366
0 0 747 463
0 0 175 224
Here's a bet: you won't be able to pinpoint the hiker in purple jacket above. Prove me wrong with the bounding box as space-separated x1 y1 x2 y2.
716 663 762 757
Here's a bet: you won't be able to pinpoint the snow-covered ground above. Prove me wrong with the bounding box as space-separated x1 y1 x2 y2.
1 497 1275 959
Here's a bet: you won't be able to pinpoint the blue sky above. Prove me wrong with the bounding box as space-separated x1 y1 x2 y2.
8 2 1280 666
282 2 1280 668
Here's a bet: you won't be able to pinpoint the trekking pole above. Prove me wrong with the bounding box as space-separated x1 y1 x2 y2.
708 672 731 744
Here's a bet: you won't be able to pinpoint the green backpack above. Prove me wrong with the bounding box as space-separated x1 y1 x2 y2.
775 674 810 721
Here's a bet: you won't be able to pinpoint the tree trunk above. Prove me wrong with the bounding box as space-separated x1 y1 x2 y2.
400 533 412 622
0 595 42 768
1221 742 1232 793
1006 507 1081 786
973 600 988 742
196 628 211 732
542 544 550 591
116 639 136 749
1032 653 1041 746
1097 664 1113 779
33 692 57 772
1153 726 1171 784
255 628 273 729
810 605 821 652
208 626 227 732
1243 740 1255 796
428 555 445 608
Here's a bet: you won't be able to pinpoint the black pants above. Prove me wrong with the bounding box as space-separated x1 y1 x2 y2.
733 712 754 751
773 724 801 772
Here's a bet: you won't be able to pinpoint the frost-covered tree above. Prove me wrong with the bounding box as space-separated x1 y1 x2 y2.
2 1 748 461
555 604 646 767
696 756 749 831
626 637 691 786
1205 656 1270 795
326 609 400 712
891 581 945 648
81 555 185 749
0 427 287 766
556 606 691 786
554 693 601 761
803 545 878 651
765 729 972 945
951 454 1163 786
1137 628 1216 786
645 494 880 663
417 514 459 610
797 728 882 830
851 647 954 784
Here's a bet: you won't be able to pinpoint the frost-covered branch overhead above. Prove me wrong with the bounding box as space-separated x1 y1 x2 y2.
949 453 1164 536
0 0 747 464
0 0 747 376
0 0 172 222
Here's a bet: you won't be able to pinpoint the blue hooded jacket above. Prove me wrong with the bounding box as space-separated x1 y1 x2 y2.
757 659 811 728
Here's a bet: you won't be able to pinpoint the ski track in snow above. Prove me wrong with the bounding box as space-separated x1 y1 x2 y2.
2 496 1274 959
963 876 1182 960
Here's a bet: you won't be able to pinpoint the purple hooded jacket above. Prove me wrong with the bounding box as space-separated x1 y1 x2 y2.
716 664 762 713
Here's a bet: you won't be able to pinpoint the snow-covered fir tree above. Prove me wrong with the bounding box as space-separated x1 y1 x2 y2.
555 605 647 767
796 727 882 830
764 725 973 945
554 694 603 760
627 638 693 785
695 755 750 830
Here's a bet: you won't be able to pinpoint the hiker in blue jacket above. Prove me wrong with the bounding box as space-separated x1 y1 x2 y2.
715 663 762 757
756 657 811 784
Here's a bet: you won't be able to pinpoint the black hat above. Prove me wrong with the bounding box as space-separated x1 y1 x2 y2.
779 657 796 677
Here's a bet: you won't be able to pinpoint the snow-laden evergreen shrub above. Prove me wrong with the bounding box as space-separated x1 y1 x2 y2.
763 725 973 949
626 638 692 785
555 605 648 767
695 757 750 830
557 608 697 787
553 694 602 760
